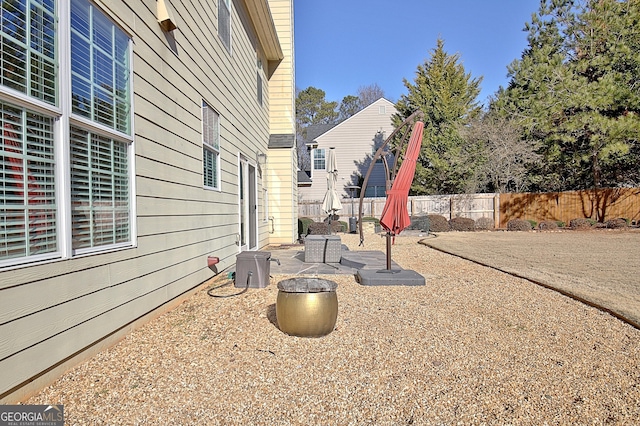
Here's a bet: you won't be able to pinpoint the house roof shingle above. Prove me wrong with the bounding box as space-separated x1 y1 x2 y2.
303 124 336 144
297 170 312 185
268 133 295 149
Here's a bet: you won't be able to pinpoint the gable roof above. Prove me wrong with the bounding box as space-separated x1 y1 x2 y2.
315 98 396 141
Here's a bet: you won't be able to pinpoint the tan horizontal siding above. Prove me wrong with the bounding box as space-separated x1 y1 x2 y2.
301 98 396 202
1 0 293 401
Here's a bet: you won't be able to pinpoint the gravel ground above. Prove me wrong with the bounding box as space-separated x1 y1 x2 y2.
26 233 640 425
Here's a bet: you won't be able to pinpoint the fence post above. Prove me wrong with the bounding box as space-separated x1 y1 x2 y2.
493 194 500 229
449 197 454 220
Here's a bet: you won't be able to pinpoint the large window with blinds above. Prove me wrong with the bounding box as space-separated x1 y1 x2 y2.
0 0 133 267
69 0 131 252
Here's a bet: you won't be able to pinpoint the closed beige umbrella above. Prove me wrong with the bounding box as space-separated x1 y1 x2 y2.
321 147 342 233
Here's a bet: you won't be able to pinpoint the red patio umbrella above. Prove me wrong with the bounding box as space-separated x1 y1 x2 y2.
378 120 424 269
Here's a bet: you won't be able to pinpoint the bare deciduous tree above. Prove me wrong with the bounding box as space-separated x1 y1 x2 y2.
461 115 541 193
357 83 386 107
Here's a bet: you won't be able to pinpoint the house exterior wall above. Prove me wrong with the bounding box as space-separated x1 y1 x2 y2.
0 0 293 402
268 0 295 134
266 0 297 244
267 149 298 243
299 98 398 203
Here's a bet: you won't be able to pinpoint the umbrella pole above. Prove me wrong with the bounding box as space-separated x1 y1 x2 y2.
386 232 392 270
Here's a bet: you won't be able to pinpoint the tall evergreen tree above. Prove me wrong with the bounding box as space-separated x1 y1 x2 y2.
295 87 339 136
494 0 640 190
338 95 361 122
395 38 483 195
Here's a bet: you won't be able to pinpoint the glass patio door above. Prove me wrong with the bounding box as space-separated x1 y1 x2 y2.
239 157 258 251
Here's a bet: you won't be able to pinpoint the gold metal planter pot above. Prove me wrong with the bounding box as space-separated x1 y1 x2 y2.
276 278 338 337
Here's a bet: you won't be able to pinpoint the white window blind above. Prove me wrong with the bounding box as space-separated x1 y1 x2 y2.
0 0 57 104
218 0 231 53
70 126 129 250
202 102 220 189
1 101 57 260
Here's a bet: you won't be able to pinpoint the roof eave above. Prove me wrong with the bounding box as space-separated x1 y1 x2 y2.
242 0 284 61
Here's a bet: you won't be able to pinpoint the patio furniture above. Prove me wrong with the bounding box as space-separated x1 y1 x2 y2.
304 235 342 263
276 278 338 337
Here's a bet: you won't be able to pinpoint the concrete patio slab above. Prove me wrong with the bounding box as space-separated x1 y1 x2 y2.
266 245 403 276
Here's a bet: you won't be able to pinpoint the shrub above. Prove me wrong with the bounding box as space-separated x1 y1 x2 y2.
308 222 332 235
507 219 532 231
475 217 495 230
449 217 475 232
556 221 566 228
337 221 348 233
298 217 314 236
605 218 628 229
409 216 430 232
569 218 593 229
538 220 558 230
428 215 450 232
527 219 538 229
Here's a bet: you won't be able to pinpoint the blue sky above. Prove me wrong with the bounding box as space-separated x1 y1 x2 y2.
294 0 541 107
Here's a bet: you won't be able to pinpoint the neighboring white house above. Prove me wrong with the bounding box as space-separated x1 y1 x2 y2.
300 98 398 203
0 0 295 402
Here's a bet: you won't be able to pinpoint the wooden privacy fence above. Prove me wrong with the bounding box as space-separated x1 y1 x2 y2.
499 188 640 228
299 193 499 225
299 188 640 229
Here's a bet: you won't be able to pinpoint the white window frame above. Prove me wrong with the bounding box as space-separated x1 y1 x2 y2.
312 148 325 178
202 101 221 190
0 0 135 268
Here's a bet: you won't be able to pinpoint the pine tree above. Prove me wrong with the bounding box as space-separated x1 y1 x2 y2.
395 38 483 195
494 0 640 190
